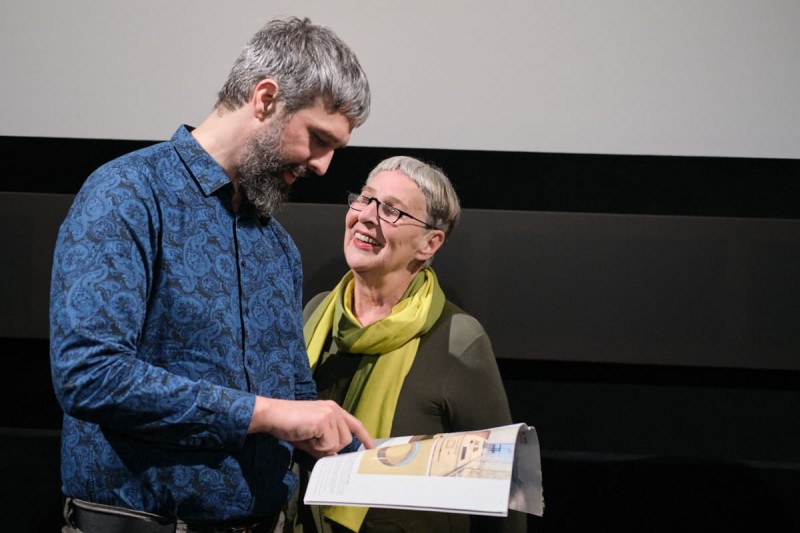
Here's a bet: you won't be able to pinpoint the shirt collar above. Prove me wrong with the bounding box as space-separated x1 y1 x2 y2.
170 124 232 196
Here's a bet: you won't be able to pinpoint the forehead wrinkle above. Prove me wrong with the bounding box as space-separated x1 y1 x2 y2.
301 98 352 148
315 122 350 149
361 186 412 210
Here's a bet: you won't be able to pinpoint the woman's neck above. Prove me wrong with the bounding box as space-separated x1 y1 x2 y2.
350 270 417 326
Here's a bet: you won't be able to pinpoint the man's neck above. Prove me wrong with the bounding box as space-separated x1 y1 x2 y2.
192 106 254 181
192 106 256 213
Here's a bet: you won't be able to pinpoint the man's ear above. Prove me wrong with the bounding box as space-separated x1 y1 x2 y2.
251 79 280 120
416 230 446 262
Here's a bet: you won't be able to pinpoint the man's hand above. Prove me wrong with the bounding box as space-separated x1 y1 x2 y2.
249 397 374 457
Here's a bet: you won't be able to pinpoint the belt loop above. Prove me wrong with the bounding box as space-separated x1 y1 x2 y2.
63 497 76 528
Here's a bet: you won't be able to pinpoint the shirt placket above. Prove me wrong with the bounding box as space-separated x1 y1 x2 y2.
233 214 255 392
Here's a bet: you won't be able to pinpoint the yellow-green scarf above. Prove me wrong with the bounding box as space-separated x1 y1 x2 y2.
303 267 445 532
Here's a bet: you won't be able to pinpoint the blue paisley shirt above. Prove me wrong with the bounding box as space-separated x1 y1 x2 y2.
49 125 316 522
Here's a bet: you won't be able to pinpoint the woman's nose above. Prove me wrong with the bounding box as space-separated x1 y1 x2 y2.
359 197 380 223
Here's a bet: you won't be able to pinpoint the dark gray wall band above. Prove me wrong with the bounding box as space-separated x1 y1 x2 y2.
4 193 799 372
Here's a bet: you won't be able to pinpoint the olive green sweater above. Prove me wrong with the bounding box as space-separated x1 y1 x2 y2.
294 294 526 533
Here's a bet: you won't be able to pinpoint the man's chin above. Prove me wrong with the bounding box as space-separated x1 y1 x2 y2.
254 199 284 219
239 181 290 218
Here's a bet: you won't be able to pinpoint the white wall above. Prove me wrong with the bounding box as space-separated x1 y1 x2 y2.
1 0 799 158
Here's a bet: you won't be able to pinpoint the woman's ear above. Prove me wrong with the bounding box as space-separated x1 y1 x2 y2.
415 230 446 262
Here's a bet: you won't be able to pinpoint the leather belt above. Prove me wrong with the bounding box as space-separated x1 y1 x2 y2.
65 498 279 533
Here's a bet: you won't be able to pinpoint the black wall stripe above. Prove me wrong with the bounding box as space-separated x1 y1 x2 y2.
3 135 799 218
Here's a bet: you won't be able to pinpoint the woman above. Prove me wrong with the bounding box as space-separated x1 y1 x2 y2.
296 156 524 533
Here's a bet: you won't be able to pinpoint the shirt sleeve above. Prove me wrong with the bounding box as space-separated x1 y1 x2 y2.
49 162 252 451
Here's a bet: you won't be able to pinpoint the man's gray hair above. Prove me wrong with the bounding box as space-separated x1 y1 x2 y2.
366 156 461 237
216 17 370 127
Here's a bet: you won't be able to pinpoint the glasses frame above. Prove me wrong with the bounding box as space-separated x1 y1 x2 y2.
347 192 438 230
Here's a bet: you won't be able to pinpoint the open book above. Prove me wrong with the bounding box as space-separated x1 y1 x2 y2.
304 423 544 517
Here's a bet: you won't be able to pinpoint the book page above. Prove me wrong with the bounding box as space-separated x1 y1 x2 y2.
509 426 544 516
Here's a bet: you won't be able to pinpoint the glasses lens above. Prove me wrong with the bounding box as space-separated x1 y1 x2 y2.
346 194 412 225
379 204 401 223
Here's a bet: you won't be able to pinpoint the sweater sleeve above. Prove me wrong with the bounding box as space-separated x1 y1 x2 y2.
441 312 514 431
441 312 527 533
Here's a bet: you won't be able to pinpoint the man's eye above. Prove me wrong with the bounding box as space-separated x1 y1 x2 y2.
312 132 330 148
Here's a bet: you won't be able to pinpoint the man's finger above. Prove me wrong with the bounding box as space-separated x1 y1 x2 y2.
345 412 374 449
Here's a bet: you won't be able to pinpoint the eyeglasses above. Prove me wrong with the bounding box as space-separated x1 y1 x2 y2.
347 192 438 230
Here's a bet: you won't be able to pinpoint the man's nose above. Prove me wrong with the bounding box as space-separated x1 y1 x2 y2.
308 149 335 176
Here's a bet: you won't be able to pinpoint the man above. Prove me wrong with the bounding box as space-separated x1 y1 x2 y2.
50 17 372 532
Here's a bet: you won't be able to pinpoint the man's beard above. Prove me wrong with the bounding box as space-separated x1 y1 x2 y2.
238 117 308 218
